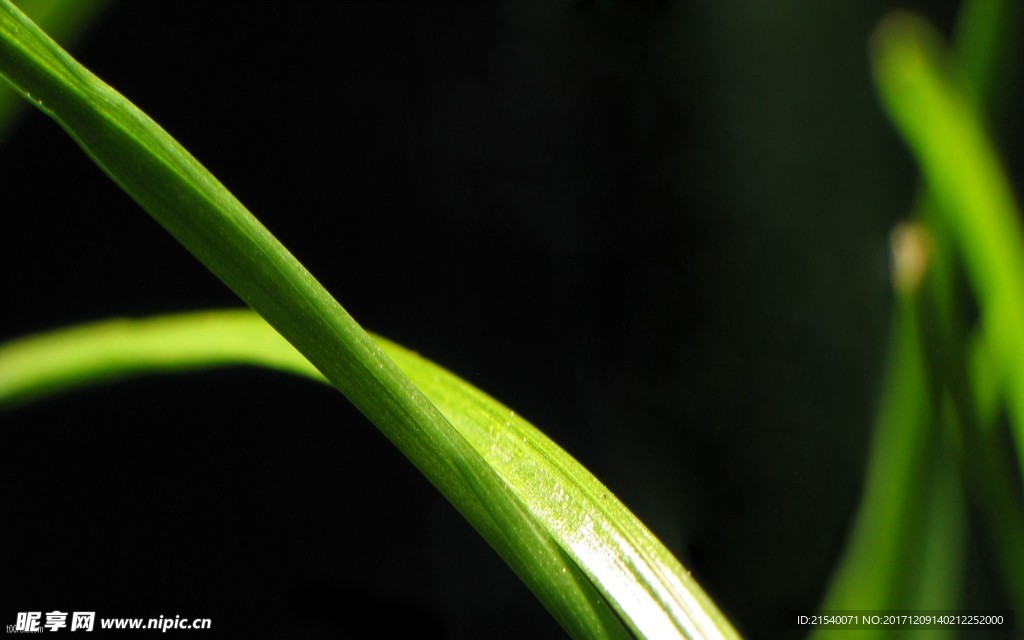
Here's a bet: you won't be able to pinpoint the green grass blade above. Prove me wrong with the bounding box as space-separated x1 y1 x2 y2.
870 12 1024 604
951 0 1020 119
0 309 740 639
0 0 108 143
0 2 738 637
0 323 623 639
0 312 325 405
815 1 1021 629
811 298 963 640
872 10 1024 478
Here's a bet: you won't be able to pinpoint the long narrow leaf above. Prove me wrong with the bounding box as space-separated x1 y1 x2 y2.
0 0 108 142
872 10 1024 477
0 309 739 638
0 2 738 637
814 1 1021 629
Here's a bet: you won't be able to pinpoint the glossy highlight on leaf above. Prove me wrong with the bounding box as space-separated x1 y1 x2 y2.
0 310 739 639
0 1 739 637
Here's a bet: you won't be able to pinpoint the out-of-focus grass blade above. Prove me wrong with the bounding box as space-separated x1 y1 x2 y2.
814 1 1020 633
0 310 740 639
882 6 1024 617
811 298 964 640
0 0 108 142
0 2 739 637
873 9 1024 600
951 0 1020 120
0 312 324 405
872 10 1024 477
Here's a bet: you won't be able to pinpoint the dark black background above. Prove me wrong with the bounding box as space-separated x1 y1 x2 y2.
3 1 1012 638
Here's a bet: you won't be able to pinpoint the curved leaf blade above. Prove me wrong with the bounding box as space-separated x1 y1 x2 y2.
0 310 740 638
872 10 1024 477
0 2 739 637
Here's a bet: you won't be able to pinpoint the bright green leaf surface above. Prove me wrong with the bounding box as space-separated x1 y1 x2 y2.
0 0 108 142
0 310 738 639
0 2 738 637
